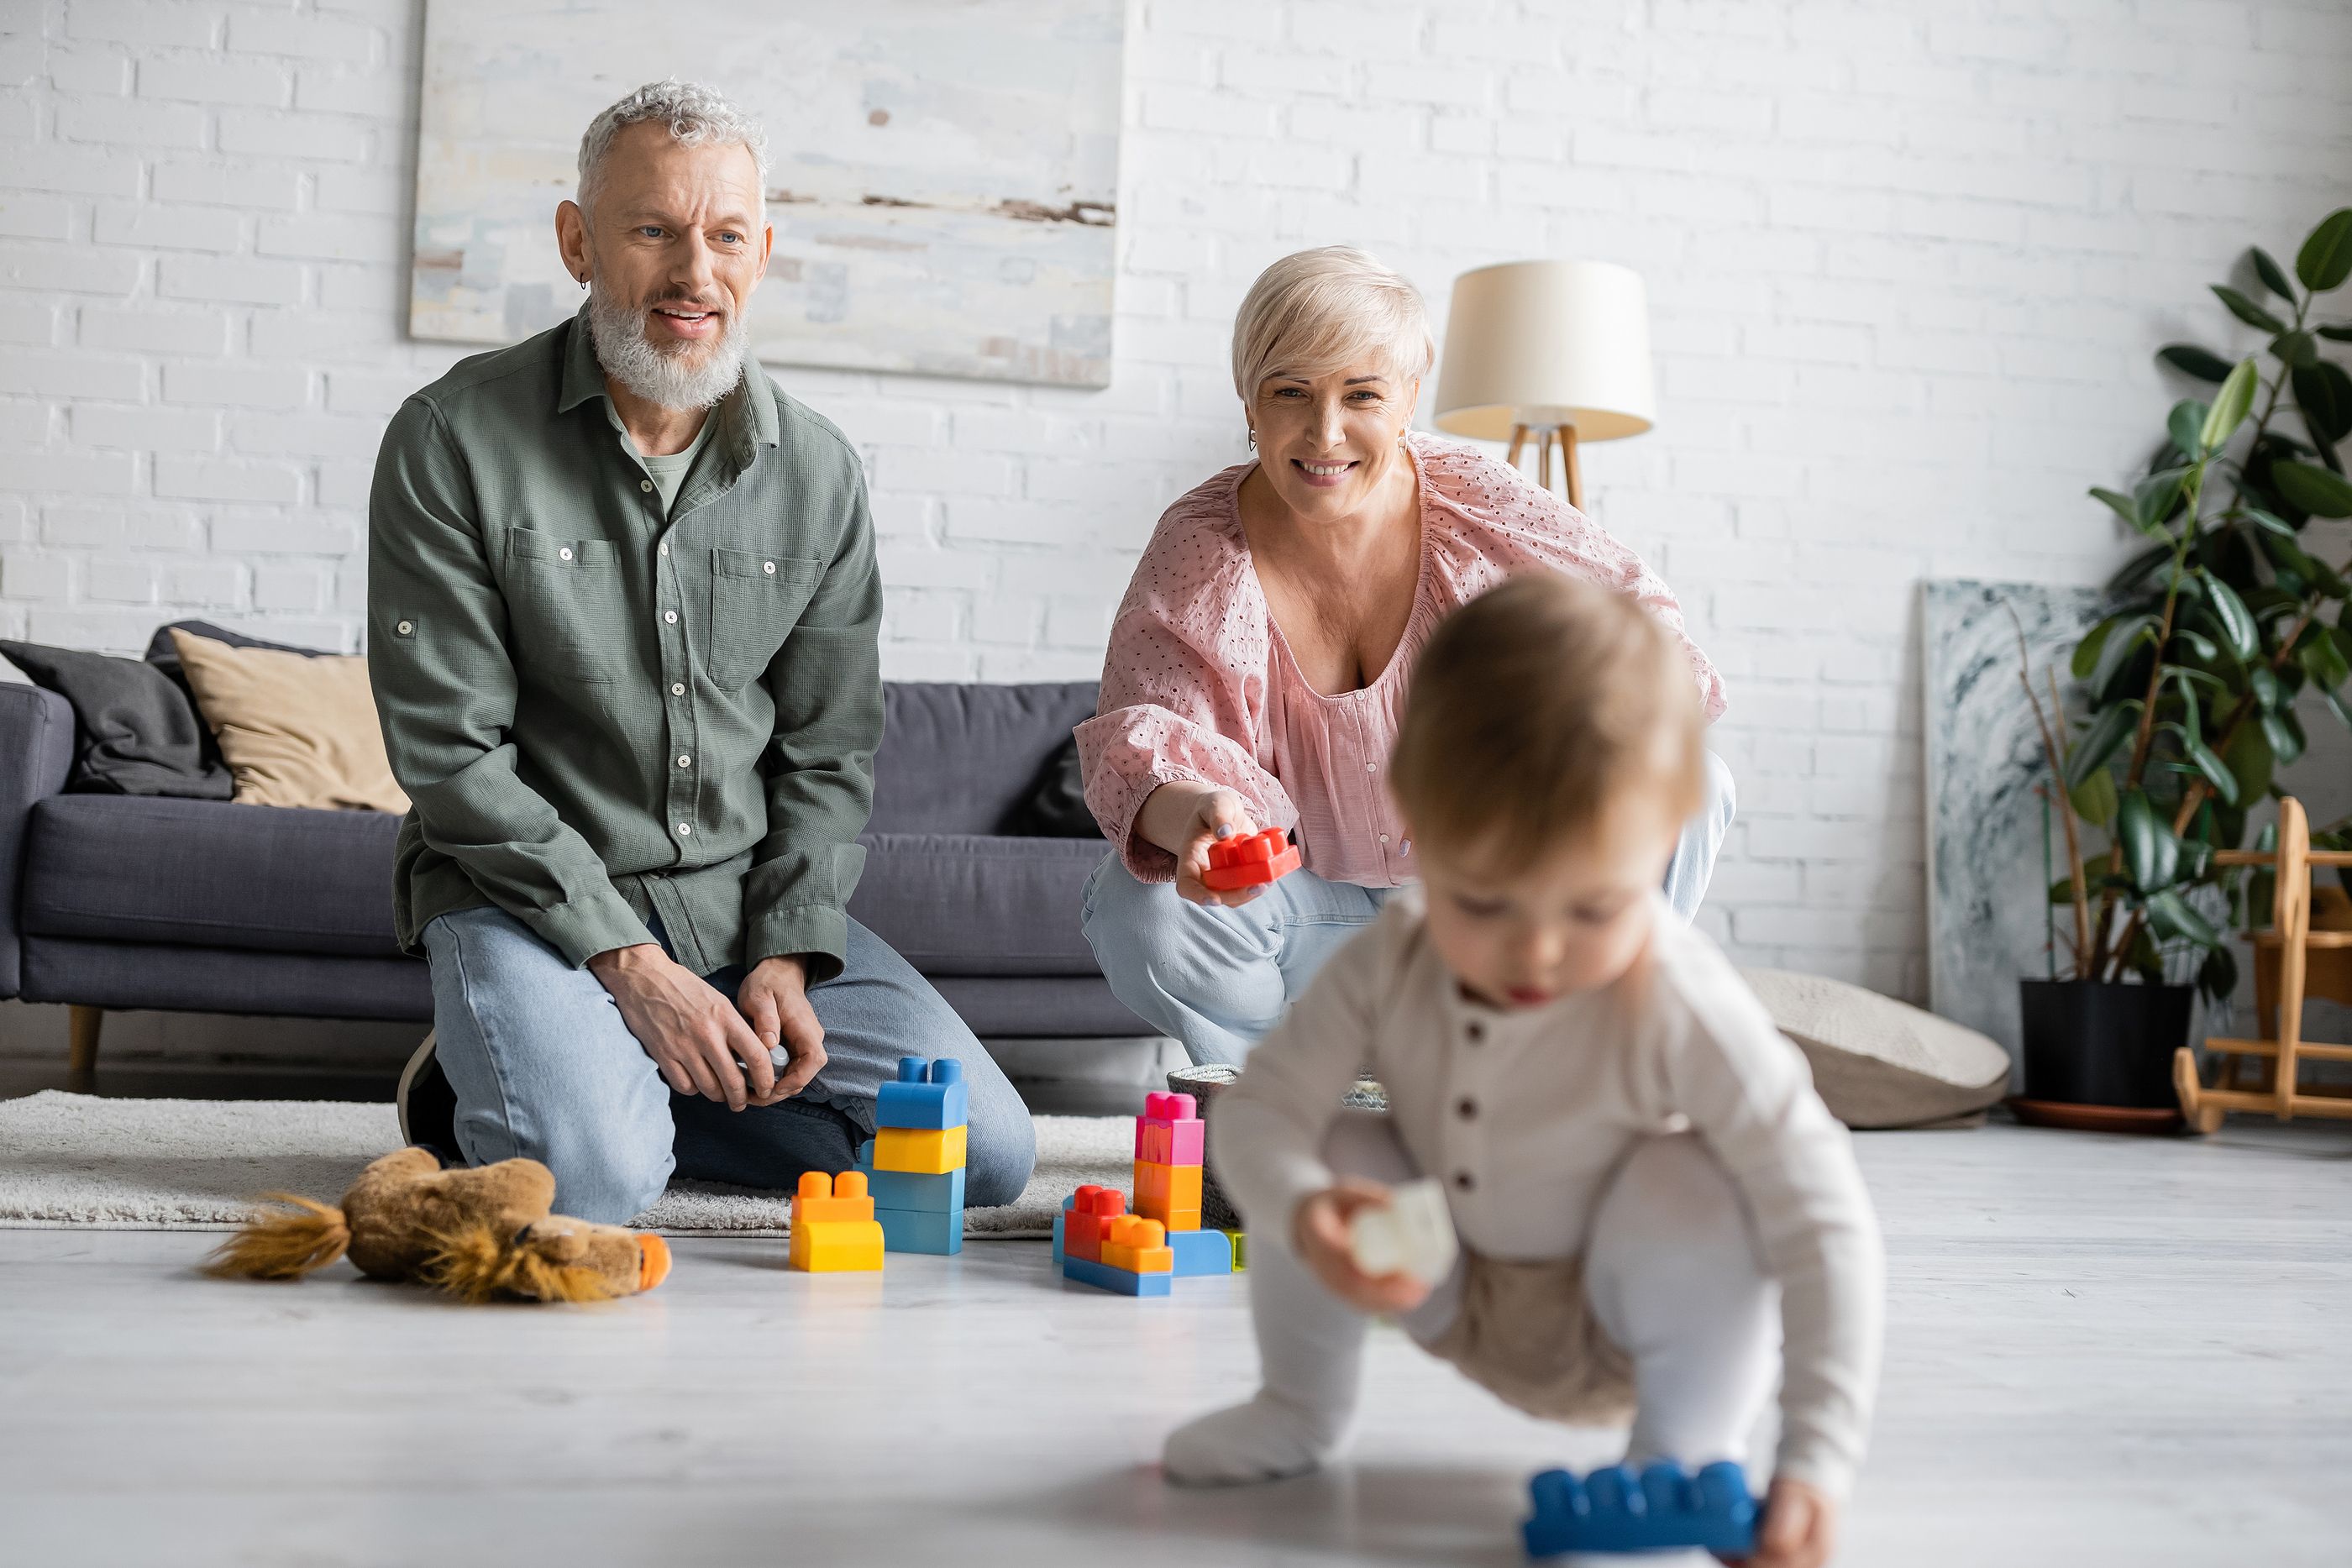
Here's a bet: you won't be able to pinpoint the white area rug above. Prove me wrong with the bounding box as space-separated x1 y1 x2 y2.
0 1091 1127 1238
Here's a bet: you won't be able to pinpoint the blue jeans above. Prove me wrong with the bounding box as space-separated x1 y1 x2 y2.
422 906 1037 1224
1083 753 1737 1067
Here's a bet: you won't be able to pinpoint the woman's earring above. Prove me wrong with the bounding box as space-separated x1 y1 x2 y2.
1247 429 1257 451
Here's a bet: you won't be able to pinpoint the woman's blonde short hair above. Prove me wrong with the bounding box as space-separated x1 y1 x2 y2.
1231 246 1436 401
1391 573 1706 868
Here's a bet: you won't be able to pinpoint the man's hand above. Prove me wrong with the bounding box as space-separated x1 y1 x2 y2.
1290 1180 1432 1316
588 942 773 1110
1726 1476 1837 1568
738 955 827 1107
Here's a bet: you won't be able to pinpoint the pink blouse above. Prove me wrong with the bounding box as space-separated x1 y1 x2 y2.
1075 434 1727 888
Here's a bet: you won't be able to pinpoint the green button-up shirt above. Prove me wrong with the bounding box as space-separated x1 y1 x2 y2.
366 307 881 980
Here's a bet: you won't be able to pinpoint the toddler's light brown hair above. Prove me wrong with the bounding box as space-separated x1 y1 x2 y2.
1390 572 1706 867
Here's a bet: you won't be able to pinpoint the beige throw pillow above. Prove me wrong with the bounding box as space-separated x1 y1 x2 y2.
1740 968 2012 1129
170 630 410 814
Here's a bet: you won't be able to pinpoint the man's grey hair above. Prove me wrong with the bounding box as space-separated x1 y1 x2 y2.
576 80 770 218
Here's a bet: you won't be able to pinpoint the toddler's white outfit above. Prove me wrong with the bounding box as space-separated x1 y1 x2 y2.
1168 889 1884 1499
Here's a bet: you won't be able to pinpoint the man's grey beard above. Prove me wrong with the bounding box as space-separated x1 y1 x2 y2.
585 286 748 411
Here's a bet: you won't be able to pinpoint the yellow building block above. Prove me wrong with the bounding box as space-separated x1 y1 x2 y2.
1222 1229 1247 1270
1134 1159 1203 1230
873 1125 967 1175
789 1219 885 1272
1100 1214 1173 1274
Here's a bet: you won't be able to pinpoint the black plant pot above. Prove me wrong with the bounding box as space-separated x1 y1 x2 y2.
2017 979 2195 1110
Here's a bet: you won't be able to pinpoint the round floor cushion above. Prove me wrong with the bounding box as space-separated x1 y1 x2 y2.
1740 968 2012 1129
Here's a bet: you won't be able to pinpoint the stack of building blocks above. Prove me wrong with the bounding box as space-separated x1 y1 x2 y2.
787 1171 885 1272
858 1057 968 1255
1520 1461 1757 1559
1058 1094 1236 1294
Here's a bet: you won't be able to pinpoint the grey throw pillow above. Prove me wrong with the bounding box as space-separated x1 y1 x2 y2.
0 639 233 799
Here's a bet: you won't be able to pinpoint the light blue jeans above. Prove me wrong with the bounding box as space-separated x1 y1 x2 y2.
422 906 1037 1224
1082 753 1737 1067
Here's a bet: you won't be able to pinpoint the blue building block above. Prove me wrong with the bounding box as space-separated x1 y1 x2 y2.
1053 1193 1075 1266
852 1158 965 1214
1061 1256 1171 1298
874 1056 968 1130
1167 1226 1231 1277
877 1206 963 1255
1522 1461 1756 1558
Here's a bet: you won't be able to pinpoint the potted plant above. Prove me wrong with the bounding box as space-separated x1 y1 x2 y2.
2015 207 2352 1125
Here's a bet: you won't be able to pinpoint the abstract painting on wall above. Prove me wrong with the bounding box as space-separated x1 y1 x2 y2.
1922 578 2106 1071
409 1 1123 388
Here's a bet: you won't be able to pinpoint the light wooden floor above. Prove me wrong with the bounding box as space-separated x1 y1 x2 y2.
4 1120 2349 1567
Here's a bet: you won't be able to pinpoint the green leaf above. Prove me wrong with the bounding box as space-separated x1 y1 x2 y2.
2183 736 2237 805
2088 486 2141 528
2117 788 2181 893
2252 246 2297 302
2301 631 2351 691
2262 709 2305 765
2158 343 2234 382
2087 616 2156 699
2171 627 2218 662
2135 467 2189 531
2166 400 2208 460
2223 721 2273 805
2201 358 2260 453
2271 330 2319 368
2294 361 2352 444
2145 889 2220 947
2213 284 2288 333
2199 944 2239 1004
2250 665 2282 711
2238 506 2299 538
2197 572 2258 658
2325 688 2352 732
2320 323 2352 343
2069 766 2118 828
2297 207 2352 292
2104 540 2174 596
2066 699 2142 787
2276 459 2352 517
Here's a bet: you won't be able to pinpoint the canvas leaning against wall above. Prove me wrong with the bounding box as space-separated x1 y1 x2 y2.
408 0 1124 389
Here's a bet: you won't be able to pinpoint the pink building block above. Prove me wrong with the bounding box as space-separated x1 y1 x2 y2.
1135 1091 1204 1166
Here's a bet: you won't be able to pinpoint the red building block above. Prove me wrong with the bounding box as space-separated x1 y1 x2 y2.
1201 828 1301 891
1135 1091 1205 1166
1064 1183 1126 1265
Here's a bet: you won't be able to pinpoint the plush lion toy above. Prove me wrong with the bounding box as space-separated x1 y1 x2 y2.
206 1146 671 1303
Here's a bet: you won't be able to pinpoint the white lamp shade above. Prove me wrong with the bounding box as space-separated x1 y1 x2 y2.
1433 260 1656 443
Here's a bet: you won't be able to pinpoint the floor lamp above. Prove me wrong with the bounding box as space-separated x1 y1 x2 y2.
1432 260 1656 511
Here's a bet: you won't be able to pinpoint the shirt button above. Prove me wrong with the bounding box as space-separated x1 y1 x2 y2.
1453 1172 1476 1193
558 546 573 561
763 560 775 575
659 541 669 556
664 610 678 624
1364 763 1377 773
677 754 691 768
670 683 685 696
675 822 692 837
1378 833 1389 844
1457 1098 1478 1120
1466 1020 1484 1043
640 479 654 493
395 620 413 636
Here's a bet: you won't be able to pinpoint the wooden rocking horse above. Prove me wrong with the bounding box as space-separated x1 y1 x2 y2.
2178 796 2352 1130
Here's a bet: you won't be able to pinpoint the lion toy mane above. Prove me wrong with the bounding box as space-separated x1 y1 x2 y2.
206 1146 670 1303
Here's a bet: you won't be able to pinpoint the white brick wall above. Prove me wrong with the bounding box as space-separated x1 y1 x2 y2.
3 0 2349 1000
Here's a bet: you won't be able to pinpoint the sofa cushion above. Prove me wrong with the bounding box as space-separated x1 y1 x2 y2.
871 682 1098 836
22 794 402 958
0 639 233 799
850 832 1105 976
170 630 410 814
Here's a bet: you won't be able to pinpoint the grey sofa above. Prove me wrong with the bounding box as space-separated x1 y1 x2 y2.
0 678 1150 1075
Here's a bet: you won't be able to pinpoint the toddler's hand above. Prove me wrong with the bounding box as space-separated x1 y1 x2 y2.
1727 1476 1836 1568
1291 1180 1432 1316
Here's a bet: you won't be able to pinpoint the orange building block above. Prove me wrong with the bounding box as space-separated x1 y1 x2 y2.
1100 1214 1173 1274
788 1171 884 1272
1134 1159 1204 1230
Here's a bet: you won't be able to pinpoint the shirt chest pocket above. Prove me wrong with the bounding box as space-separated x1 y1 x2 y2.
707 548 822 690
506 528 627 685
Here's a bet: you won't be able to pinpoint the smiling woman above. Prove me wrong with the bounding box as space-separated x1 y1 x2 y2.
1072 246 1738 1068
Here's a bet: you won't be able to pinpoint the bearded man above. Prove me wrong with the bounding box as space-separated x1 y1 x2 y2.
367 81 1036 1223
